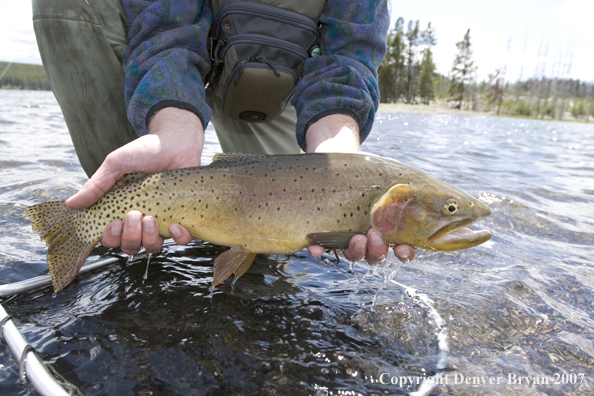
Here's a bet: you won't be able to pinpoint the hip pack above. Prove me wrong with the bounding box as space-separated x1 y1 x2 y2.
208 0 325 123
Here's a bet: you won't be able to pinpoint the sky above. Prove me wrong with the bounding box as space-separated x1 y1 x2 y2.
1 0 593 82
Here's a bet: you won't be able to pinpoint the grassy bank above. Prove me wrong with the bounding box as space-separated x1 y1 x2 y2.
379 102 477 116
379 101 594 122
0 61 50 91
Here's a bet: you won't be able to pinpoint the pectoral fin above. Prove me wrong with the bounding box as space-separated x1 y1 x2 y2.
213 248 257 286
305 232 360 250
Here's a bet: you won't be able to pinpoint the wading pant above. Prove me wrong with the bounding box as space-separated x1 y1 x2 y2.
32 0 301 178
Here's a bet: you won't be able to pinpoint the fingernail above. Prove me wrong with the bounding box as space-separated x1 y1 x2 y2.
126 213 140 227
354 240 366 253
370 231 383 246
144 218 155 233
169 224 181 238
110 223 122 236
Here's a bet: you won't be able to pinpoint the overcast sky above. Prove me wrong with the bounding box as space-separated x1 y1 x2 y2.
1 0 593 82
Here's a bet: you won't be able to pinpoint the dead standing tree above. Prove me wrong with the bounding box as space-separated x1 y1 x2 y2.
450 29 476 109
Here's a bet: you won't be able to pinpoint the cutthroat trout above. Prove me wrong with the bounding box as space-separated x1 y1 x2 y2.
26 153 492 292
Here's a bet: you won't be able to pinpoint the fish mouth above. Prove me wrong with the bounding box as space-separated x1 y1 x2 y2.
427 220 492 251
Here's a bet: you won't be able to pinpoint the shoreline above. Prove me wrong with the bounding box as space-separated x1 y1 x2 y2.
379 102 477 116
378 102 593 123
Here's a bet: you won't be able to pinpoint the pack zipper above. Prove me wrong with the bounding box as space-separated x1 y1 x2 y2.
217 34 309 63
213 1 319 38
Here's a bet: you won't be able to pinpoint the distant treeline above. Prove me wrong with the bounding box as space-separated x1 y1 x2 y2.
378 18 594 121
0 61 50 91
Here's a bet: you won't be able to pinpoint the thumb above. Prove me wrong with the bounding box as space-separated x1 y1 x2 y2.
66 154 123 210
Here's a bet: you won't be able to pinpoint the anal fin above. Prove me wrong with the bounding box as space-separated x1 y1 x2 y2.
213 248 257 286
305 232 360 250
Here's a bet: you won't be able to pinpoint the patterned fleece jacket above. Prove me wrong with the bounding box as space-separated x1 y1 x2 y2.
121 0 389 150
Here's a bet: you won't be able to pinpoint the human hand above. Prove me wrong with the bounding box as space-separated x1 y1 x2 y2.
305 114 416 264
65 108 204 254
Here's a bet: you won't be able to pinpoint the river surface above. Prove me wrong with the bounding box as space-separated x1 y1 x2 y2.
0 90 593 395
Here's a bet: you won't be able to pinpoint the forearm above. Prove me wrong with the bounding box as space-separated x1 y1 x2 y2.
146 107 205 168
305 114 360 153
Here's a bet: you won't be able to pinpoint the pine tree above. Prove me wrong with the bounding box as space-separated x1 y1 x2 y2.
378 18 406 103
450 29 476 109
418 48 436 104
405 20 420 103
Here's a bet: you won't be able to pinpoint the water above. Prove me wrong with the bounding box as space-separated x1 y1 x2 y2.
1 90 593 395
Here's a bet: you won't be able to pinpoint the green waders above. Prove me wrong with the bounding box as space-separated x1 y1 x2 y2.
32 0 301 178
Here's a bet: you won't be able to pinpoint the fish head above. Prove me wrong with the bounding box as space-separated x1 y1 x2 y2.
370 178 492 251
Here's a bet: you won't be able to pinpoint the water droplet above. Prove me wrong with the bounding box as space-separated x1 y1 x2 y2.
143 253 152 280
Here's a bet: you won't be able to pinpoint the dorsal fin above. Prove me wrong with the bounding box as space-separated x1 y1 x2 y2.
209 152 268 167
119 172 150 185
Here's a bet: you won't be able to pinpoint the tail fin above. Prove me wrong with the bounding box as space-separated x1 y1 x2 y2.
26 202 99 292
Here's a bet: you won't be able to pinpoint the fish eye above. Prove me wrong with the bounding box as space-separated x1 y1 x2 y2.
443 199 460 215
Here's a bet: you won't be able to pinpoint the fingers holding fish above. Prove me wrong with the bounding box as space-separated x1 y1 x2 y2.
342 234 367 262
101 215 192 255
120 211 143 255
394 244 416 263
364 229 389 265
306 245 325 257
142 217 164 253
168 223 192 246
101 220 124 249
